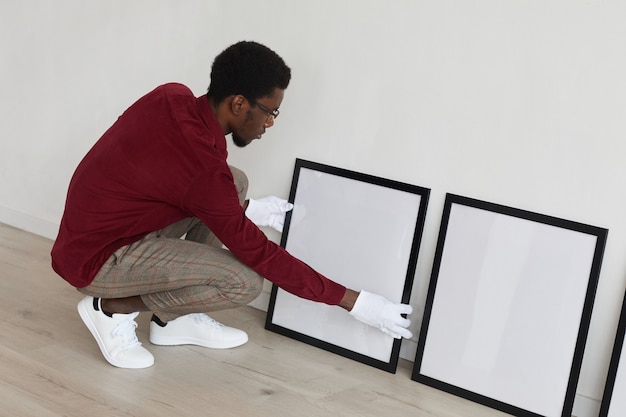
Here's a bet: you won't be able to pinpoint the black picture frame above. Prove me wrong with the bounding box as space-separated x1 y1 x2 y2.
599 290 626 417
265 158 430 373
412 193 607 417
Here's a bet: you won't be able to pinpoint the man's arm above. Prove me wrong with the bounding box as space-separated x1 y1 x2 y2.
338 288 359 311
243 197 412 338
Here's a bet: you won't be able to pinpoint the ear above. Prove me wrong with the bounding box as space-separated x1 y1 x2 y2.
230 95 247 116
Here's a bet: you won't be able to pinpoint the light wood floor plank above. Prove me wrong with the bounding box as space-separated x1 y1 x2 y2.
0 223 511 416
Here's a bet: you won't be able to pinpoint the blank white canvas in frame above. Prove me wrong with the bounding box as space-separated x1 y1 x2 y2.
267 159 428 371
413 195 606 417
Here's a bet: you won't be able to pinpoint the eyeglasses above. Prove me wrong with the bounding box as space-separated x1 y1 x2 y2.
252 101 280 123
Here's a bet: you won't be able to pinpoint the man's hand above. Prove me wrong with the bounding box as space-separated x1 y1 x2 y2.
349 290 413 339
245 196 293 233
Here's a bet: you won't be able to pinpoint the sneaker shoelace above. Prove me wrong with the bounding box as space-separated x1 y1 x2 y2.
111 317 142 350
189 313 223 329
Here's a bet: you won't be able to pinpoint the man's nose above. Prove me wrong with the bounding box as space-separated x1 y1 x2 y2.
264 116 275 128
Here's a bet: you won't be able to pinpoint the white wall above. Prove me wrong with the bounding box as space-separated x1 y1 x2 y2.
2 1 625 415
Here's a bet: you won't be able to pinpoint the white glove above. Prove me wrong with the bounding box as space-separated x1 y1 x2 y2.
349 290 413 339
245 196 294 233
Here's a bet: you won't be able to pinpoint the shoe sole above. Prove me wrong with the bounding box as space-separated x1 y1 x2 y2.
150 325 248 349
77 298 154 369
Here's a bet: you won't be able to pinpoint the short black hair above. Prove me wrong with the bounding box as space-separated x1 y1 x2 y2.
207 41 291 103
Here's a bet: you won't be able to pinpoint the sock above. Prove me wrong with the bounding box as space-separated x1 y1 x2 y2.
93 297 113 318
151 314 167 327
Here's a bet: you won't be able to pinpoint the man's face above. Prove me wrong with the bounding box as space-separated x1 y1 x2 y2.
231 88 284 148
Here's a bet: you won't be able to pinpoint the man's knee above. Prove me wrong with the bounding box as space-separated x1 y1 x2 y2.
229 165 249 205
232 271 263 305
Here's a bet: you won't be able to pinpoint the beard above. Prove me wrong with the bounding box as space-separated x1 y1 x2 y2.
231 133 249 148
231 112 256 148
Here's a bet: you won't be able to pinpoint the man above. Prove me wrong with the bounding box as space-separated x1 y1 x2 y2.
51 41 412 369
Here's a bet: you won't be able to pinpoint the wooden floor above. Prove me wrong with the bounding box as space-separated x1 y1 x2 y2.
0 222 512 417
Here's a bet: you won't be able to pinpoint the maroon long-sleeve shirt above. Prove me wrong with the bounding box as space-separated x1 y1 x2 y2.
51 83 345 305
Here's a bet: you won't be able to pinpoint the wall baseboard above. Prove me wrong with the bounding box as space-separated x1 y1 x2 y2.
248 290 271 312
572 393 601 417
0 205 58 240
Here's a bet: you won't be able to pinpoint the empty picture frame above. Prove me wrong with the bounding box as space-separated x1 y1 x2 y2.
412 194 607 417
265 159 430 373
599 290 626 417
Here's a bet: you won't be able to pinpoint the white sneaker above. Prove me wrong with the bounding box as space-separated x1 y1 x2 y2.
77 296 154 369
150 313 248 349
